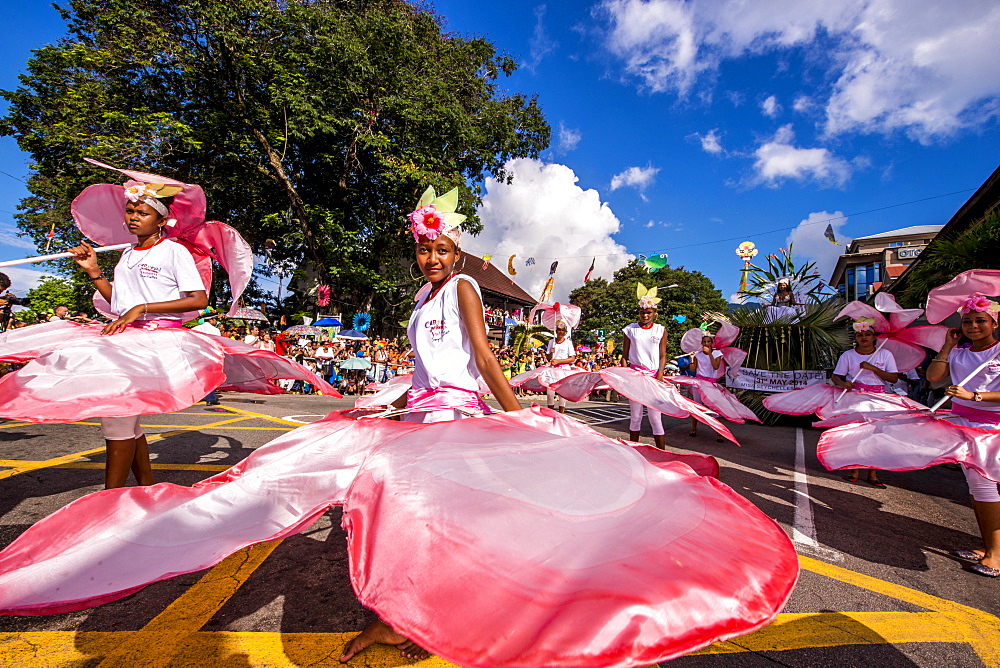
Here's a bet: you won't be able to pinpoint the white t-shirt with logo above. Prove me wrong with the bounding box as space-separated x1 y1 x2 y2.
694 349 726 379
622 322 665 371
407 274 483 393
110 239 205 320
546 338 575 365
833 348 898 387
950 342 1000 413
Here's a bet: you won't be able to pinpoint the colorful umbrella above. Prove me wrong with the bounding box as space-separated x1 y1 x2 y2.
229 308 269 322
284 325 324 336
314 317 343 327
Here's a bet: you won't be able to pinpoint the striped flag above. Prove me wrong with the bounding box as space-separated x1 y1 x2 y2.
584 257 595 282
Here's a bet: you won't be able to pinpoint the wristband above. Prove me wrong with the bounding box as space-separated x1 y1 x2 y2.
89 273 105 282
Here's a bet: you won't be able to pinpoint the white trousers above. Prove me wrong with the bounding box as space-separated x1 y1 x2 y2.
628 399 664 435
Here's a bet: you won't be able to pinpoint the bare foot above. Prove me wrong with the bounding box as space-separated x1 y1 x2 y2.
340 620 429 662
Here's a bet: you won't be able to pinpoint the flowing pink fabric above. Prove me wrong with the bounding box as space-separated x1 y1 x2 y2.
816 411 1000 482
356 374 413 408
551 367 739 444
529 302 582 332
0 321 338 423
667 375 761 424
680 322 748 374
509 364 586 393
629 442 721 478
837 293 948 371
405 386 491 415
853 383 886 393
0 407 797 666
925 269 1000 324
762 383 926 420
953 403 1000 425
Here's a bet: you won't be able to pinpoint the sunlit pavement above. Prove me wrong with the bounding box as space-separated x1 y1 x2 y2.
0 392 997 667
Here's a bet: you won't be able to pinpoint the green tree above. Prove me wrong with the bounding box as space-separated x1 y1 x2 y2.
898 209 1000 307
509 323 551 355
21 276 89 322
2 0 549 330
568 260 728 359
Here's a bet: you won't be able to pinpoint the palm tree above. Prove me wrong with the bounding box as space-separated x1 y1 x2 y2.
742 245 832 304
509 324 552 355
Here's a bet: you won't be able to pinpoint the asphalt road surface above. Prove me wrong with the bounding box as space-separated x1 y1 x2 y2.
0 392 997 668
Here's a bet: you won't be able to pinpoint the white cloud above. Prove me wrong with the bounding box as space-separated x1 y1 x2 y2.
523 4 557 74
645 220 655 228
761 95 781 117
468 158 633 302
0 266 59 293
696 128 724 154
556 122 582 153
0 225 37 251
792 95 814 113
786 211 852 282
599 0 1000 140
610 165 660 191
751 124 853 188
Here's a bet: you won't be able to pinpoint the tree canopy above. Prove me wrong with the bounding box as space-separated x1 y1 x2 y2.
2 0 549 331
568 261 728 359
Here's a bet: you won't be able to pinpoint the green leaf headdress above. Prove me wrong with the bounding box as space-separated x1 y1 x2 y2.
637 282 661 309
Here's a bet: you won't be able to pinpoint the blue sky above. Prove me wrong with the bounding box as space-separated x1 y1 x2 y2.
2 0 999 303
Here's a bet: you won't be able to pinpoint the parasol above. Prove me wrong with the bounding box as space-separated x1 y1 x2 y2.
314 317 343 327
339 357 372 370
284 325 324 336
228 307 269 322
337 329 369 340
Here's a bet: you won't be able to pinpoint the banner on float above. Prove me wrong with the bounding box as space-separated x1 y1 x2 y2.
729 367 827 393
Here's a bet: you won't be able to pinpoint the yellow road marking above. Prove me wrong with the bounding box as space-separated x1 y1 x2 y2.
0 422 30 429
215 403 320 427
799 556 1000 666
0 611 983 668
67 421 291 430
0 415 252 480
92 540 283 668
0 461 230 472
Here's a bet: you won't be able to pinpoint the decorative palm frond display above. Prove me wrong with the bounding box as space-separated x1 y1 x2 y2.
707 302 849 424
741 245 832 304
509 324 553 355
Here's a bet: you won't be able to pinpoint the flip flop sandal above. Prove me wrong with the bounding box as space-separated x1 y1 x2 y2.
843 475 859 482
868 480 887 488
969 562 1000 578
952 549 986 563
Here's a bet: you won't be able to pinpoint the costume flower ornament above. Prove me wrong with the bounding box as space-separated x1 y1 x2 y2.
636 282 661 309
958 294 1000 316
409 205 445 240
408 186 466 243
852 317 876 332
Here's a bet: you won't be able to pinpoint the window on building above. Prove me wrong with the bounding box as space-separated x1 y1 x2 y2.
889 242 903 247
845 263 882 300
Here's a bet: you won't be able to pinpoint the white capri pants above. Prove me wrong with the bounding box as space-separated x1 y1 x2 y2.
545 388 565 409
628 399 664 435
99 416 145 441
955 416 1000 503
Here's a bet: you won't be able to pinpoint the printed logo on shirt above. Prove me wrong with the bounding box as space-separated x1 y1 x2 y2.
424 318 448 342
138 263 161 280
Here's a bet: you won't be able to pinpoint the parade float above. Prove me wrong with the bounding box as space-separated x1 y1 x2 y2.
716 245 849 423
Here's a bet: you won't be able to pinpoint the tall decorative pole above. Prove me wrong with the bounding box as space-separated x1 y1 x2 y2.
735 242 758 295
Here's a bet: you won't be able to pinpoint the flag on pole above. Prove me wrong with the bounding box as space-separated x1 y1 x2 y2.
824 224 840 245
481 253 493 270
584 257 595 282
44 223 56 252
539 276 555 303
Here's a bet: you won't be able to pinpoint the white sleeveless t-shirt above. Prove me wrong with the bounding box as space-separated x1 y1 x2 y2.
407 274 484 393
622 322 665 371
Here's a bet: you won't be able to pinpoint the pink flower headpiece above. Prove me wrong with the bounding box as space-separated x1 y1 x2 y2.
408 186 466 244
122 180 183 221
852 317 876 333
958 294 1000 318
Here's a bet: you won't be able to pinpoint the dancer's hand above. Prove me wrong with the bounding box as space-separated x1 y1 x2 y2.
945 384 974 401
859 361 877 372
69 241 99 274
940 328 962 354
102 305 144 336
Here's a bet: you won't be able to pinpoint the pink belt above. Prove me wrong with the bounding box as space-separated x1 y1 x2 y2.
953 403 1000 425
629 365 656 376
128 319 184 331
695 375 720 383
406 386 491 415
853 382 885 393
